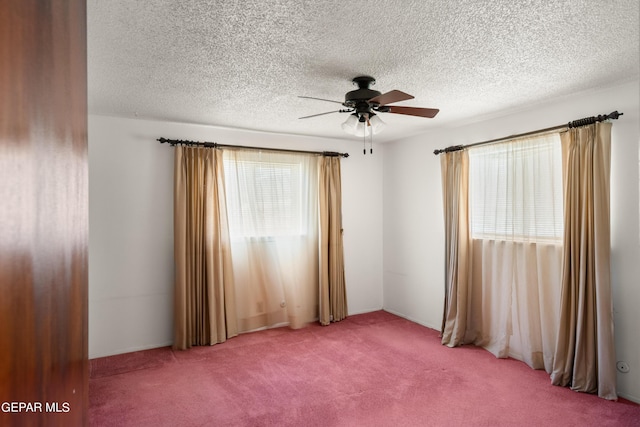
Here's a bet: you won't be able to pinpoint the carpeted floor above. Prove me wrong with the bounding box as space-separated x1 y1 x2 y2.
89 311 640 426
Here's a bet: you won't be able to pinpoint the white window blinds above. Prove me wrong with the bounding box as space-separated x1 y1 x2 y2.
223 150 314 239
468 132 563 242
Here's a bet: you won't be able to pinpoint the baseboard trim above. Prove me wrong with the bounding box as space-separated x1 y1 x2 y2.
617 391 640 404
381 307 440 331
90 341 173 360
348 307 384 316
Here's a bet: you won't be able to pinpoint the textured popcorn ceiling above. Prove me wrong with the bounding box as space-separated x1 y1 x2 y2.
88 0 639 143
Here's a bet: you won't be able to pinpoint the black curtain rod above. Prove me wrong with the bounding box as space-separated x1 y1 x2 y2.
157 137 349 158
433 111 623 155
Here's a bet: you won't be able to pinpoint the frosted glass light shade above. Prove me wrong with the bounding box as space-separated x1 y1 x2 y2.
341 114 359 135
369 114 386 134
354 121 370 137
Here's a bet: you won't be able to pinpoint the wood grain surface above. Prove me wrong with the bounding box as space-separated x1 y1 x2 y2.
0 1 88 425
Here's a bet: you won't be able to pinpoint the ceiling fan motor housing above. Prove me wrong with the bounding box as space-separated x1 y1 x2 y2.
344 75 380 112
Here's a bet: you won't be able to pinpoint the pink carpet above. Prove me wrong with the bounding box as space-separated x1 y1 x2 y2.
89 311 639 426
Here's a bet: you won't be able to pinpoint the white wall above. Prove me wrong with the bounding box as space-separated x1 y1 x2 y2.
382 80 640 402
89 116 383 358
90 80 639 401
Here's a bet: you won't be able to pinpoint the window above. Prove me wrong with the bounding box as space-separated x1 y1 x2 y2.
221 149 320 331
223 150 316 239
468 133 563 242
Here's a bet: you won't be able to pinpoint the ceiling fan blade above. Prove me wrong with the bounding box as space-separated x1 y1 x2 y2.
368 90 414 106
387 106 439 118
298 110 341 119
298 96 344 105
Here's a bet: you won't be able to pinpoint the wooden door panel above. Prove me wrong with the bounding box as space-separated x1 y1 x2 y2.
0 1 88 425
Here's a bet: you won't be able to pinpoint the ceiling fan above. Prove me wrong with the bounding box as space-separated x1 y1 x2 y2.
299 76 439 137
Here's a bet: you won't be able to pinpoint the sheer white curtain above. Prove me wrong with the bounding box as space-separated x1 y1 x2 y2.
467 133 563 371
223 149 319 332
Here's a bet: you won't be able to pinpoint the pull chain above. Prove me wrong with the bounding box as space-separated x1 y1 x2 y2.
363 128 366 155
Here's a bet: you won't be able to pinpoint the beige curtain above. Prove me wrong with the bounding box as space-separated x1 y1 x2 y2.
440 150 471 347
319 156 347 325
173 146 238 350
551 122 617 400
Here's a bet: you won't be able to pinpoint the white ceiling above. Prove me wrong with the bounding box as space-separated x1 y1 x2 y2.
88 0 639 143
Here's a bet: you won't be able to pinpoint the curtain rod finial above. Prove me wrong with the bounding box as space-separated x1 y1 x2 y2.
436 145 464 155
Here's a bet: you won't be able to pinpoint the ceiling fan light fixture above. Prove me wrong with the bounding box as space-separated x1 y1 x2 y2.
354 120 370 137
341 113 359 135
369 114 386 135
